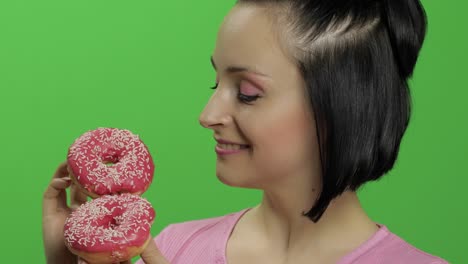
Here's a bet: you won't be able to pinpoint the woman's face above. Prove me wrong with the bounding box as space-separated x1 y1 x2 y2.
199 4 321 189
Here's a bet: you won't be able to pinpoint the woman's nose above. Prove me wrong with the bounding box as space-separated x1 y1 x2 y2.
199 94 233 129
199 107 233 129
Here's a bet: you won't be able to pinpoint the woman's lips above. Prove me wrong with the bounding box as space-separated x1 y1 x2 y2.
215 144 250 155
215 137 249 146
214 137 251 155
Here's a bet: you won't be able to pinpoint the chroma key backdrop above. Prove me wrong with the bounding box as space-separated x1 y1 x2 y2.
0 0 465 263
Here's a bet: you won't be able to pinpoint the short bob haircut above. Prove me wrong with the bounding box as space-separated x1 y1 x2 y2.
236 0 428 222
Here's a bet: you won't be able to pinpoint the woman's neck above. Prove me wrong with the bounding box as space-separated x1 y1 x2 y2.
252 190 379 256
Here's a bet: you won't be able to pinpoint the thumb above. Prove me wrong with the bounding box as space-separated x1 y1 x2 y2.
140 237 170 264
77 257 89 264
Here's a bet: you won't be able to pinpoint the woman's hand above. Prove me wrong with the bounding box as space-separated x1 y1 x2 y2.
43 161 169 264
76 237 169 264
77 259 131 264
42 161 88 264
139 237 170 264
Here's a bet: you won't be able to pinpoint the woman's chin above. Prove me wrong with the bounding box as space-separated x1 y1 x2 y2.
216 172 257 189
216 172 236 187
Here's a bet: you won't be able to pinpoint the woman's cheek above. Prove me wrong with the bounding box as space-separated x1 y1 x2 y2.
253 105 306 172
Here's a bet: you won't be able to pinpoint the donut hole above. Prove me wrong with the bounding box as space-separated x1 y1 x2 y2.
107 215 124 229
104 161 116 167
108 218 118 228
101 154 120 167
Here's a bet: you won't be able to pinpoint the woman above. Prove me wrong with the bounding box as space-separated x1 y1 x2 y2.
43 0 449 263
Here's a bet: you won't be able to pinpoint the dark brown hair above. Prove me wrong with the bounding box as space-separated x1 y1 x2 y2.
236 0 428 222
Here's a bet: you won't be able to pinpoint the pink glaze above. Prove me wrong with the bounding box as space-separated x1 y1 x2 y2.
64 193 155 253
67 127 154 196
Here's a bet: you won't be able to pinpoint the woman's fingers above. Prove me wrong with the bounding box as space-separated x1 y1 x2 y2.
70 182 88 210
44 161 70 198
77 257 88 264
77 257 132 264
140 237 170 264
43 161 72 215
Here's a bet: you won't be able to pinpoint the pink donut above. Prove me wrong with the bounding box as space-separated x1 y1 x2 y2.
64 194 156 264
67 127 154 198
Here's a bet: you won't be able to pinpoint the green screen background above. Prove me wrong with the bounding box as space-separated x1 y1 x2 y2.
0 0 465 263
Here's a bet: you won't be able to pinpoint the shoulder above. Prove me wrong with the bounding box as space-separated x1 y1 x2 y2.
355 225 449 264
385 234 449 263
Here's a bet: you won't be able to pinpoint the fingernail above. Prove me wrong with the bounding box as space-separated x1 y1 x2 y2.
62 177 71 181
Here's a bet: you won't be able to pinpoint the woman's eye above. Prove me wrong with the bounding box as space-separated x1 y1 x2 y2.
209 82 260 104
237 93 260 104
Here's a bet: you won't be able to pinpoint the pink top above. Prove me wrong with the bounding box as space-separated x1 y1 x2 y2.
136 208 449 264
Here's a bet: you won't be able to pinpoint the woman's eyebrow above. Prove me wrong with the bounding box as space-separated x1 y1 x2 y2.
210 56 271 78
